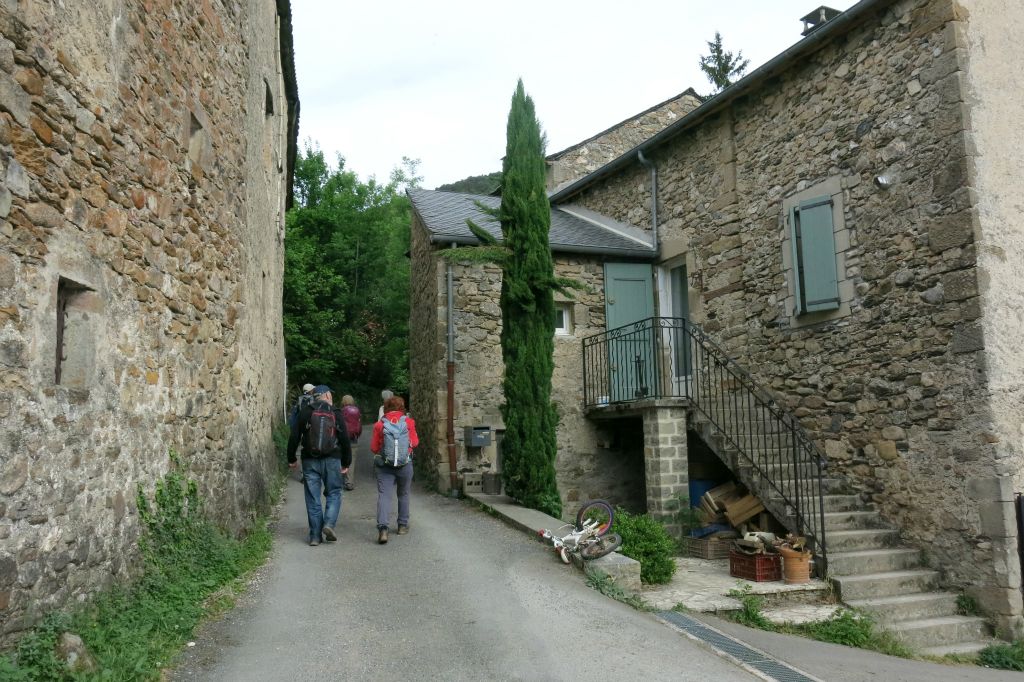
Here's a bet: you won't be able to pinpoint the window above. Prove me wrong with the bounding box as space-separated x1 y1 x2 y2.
780 176 852 326
56 277 98 387
554 303 573 336
789 196 840 315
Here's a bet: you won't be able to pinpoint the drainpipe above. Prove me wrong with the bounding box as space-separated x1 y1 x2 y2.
445 244 459 495
637 150 659 257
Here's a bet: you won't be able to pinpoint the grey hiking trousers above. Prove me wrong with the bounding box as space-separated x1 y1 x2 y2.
375 462 412 530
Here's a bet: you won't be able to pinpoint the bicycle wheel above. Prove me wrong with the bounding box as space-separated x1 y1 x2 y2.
575 500 614 536
557 546 571 564
580 533 622 560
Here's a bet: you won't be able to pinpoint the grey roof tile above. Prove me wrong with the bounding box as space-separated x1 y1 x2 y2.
408 188 655 258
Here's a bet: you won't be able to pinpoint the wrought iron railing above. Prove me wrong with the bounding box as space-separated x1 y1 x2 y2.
582 317 828 570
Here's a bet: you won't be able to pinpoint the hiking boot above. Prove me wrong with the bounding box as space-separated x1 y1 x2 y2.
377 527 389 544
322 527 337 542
309 538 320 547
397 525 409 535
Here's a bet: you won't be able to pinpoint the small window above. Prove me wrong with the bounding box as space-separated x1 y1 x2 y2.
789 196 840 315
56 277 98 387
554 303 573 336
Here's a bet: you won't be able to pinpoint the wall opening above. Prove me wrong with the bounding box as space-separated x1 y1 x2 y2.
56 277 99 387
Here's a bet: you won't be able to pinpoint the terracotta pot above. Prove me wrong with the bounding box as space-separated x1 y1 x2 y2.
778 546 811 584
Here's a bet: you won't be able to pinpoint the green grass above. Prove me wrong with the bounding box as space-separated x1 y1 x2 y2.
585 569 650 611
978 640 1024 671
0 453 278 681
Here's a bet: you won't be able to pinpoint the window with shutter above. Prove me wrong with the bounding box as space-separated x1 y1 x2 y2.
789 196 840 315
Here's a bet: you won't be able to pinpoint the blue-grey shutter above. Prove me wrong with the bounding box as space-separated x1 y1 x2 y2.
791 196 839 314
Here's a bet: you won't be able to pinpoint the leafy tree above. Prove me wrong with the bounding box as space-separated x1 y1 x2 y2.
698 31 750 94
283 144 417 407
436 171 502 195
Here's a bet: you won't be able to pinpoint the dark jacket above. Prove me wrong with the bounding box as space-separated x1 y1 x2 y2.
286 400 353 468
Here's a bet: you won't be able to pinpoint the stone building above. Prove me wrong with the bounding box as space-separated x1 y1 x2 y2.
410 0 1024 652
0 0 297 643
545 88 702 192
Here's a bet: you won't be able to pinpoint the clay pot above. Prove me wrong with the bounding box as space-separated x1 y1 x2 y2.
778 545 812 584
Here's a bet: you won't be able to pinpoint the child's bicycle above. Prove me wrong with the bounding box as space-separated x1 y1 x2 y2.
538 499 623 564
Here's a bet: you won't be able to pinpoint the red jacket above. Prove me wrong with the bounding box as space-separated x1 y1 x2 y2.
371 411 419 454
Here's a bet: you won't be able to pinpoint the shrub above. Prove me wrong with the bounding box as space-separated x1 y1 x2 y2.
979 640 1024 671
613 508 677 584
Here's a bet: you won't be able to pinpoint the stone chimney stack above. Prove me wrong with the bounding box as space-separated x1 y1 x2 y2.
800 6 842 36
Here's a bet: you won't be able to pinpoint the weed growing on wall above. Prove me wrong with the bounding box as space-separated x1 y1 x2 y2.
613 508 677 584
0 454 274 680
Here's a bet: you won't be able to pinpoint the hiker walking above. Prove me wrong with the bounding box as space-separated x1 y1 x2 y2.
287 385 352 546
377 389 393 421
340 394 362 491
370 395 418 545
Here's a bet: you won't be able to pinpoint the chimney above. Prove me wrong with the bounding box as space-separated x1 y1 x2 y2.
800 6 842 36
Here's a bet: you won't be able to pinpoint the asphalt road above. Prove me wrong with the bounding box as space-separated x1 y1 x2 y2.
169 432 758 681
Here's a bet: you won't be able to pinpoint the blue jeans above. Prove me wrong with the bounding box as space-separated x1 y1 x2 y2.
302 457 343 541
375 462 413 529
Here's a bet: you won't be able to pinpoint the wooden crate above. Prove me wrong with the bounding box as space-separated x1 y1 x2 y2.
683 536 733 560
729 550 781 582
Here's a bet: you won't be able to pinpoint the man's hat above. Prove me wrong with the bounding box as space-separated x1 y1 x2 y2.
314 384 331 395
302 383 315 393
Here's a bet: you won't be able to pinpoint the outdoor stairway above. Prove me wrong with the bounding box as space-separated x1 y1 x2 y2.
690 409 994 656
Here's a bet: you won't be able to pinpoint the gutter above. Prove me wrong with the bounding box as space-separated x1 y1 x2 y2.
275 0 300 209
427 233 656 260
549 0 895 205
445 244 459 494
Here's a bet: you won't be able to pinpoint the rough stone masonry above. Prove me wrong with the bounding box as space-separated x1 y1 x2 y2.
0 0 296 644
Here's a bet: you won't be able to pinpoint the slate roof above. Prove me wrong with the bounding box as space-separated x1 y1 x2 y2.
407 188 655 259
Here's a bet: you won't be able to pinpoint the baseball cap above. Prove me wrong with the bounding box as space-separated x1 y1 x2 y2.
314 384 331 395
302 383 315 393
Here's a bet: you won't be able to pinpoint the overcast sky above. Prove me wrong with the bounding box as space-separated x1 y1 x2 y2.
291 1 860 190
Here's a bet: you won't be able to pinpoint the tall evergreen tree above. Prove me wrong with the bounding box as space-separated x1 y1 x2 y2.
698 31 750 94
497 81 561 517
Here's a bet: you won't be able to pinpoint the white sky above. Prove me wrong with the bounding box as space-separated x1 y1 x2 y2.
291 1 860 190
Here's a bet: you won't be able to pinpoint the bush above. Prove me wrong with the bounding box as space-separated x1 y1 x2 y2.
613 508 677 584
979 640 1024 671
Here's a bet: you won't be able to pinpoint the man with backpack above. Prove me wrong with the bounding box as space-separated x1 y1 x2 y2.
370 395 419 545
287 385 352 546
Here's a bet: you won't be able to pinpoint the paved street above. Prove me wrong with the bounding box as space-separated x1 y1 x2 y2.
169 433 758 681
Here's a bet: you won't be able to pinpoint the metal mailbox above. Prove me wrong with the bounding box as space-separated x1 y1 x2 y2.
464 426 492 447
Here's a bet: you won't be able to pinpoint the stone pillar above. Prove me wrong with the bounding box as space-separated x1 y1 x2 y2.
643 406 689 538
968 476 1024 638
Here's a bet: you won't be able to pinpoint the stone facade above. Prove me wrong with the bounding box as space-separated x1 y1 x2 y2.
563 0 1022 628
0 0 295 643
546 89 702 192
409 213 647 519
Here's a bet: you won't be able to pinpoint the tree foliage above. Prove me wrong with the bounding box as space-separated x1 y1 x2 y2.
497 81 561 518
435 171 502 195
283 143 416 406
698 31 750 94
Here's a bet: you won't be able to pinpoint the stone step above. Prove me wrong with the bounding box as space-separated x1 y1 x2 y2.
822 510 886 531
827 528 901 552
918 640 992 658
820 494 871 512
844 592 959 622
833 569 940 600
828 548 922 575
888 615 990 651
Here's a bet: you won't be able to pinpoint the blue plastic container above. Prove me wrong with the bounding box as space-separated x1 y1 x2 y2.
688 479 717 508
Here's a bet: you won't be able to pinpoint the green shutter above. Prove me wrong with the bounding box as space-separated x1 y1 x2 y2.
791 196 840 315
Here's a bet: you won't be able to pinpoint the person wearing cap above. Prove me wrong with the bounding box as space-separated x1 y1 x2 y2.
286 385 352 546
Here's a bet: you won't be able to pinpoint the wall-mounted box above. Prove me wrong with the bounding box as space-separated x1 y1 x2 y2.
464 426 492 447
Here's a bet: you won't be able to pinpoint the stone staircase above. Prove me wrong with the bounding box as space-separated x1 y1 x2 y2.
690 408 994 656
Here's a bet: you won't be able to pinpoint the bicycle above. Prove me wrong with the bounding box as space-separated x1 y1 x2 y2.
538 499 623 564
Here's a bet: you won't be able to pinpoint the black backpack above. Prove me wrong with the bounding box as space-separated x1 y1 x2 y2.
305 401 338 455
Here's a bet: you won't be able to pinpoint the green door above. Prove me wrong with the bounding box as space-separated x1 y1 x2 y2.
604 263 655 402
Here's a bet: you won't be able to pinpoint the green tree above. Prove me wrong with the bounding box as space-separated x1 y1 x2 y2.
435 171 502 195
283 144 417 405
495 81 561 517
698 31 750 94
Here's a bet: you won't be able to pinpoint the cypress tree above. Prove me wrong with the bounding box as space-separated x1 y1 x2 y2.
498 80 561 517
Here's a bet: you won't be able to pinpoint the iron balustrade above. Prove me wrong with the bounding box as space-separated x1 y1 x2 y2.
582 317 828 571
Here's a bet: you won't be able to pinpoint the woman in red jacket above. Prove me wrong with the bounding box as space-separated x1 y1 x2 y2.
340 395 362 491
371 395 418 545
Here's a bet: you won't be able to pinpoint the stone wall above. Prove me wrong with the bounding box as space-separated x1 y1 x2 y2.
0 0 291 642
407 219 647 518
570 0 1020 620
546 89 702 192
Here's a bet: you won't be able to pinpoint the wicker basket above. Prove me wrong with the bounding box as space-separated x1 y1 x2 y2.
683 536 733 560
